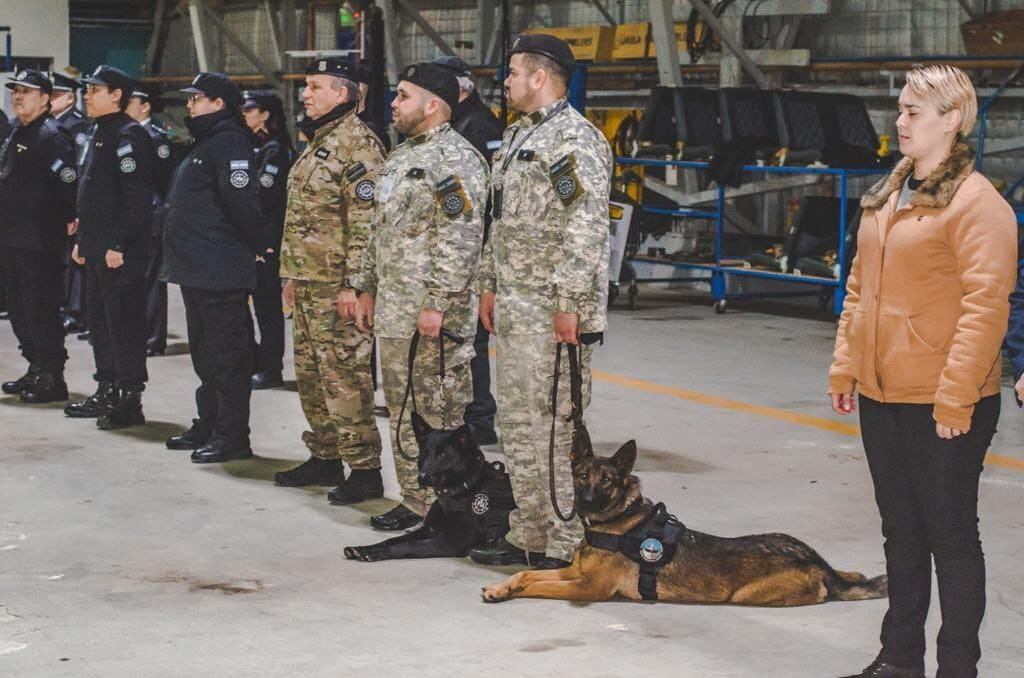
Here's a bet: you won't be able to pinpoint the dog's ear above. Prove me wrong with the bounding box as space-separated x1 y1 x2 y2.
452 424 475 450
610 440 637 477
411 411 432 443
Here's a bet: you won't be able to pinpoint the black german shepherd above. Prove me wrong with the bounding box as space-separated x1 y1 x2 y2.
344 412 514 561
483 440 887 605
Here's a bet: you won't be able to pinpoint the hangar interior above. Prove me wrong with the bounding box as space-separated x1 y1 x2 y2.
1 1 1023 676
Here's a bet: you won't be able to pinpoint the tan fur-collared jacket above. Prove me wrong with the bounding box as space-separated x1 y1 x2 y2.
828 141 1018 431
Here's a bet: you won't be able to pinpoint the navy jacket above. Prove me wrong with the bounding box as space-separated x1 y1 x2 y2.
162 110 270 291
0 112 78 255
142 118 175 204
253 135 290 249
1004 230 1024 388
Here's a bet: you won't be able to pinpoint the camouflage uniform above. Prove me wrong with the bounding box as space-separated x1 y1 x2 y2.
280 107 385 468
479 99 612 561
352 122 488 516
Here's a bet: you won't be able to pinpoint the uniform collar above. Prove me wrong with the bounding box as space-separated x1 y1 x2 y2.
406 121 450 147
139 117 151 128
523 97 567 126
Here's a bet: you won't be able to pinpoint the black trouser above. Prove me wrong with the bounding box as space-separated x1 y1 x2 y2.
86 261 148 390
464 319 497 430
181 286 254 447
859 394 999 678
249 257 284 374
144 236 167 353
0 247 66 374
63 237 87 326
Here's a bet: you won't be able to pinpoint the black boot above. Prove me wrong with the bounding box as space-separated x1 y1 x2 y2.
3 366 39 395
468 537 545 566
65 382 118 418
274 457 344 487
191 439 254 464
166 419 212 450
19 370 69 404
839 659 926 678
369 504 424 531
97 388 145 430
327 468 384 505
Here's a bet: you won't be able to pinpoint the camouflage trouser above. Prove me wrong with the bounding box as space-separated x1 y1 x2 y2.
378 335 474 516
496 333 592 562
292 280 381 468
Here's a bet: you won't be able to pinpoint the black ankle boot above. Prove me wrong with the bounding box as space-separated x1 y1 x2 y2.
274 457 344 487
166 419 211 450
19 370 69 403
65 382 118 418
97 388 145 429
3 366 40 395
328 468 384 505
839 659 926 678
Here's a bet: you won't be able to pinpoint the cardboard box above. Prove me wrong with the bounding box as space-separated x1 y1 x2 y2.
612 22 651 60
525 25 615 61
962 10 1024 57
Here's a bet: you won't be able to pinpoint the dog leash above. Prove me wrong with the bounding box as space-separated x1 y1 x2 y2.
548 342 591 522
395 328 465 462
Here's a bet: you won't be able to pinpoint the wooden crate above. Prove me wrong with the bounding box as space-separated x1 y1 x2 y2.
962 10 1024 57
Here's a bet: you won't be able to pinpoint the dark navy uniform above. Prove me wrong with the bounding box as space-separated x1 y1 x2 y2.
141 117 174 355
0 85 78 398
250 130 290 378
75 108 155 397
163 73 270 459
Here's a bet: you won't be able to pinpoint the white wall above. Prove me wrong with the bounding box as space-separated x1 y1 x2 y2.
0 0 70 71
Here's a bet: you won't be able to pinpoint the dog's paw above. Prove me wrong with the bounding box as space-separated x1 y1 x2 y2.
481 583 511 603
343 546 382 562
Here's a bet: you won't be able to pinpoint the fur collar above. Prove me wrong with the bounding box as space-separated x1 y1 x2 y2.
582 476 645 526
860 141 975 210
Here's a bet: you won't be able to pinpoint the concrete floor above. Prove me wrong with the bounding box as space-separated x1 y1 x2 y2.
1 288 1022 678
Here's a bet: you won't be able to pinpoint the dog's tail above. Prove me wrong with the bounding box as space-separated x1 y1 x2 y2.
827 571 888 601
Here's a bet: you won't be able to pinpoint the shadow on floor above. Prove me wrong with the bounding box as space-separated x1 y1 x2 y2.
592 440 715 474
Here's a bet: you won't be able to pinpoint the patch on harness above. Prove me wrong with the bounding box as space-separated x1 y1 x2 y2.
640 538 664 563
472 493 490 515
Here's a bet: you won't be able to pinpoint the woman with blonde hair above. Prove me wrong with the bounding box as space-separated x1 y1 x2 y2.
829 65 1017 678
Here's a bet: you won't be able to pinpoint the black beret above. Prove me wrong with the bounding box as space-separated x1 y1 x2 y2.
432 55 471 77
80 65 135 96
398 62 460 114
179 72 242 108
305 57 362 83
49 72 81 92
5 69 53 94
509 33 576 75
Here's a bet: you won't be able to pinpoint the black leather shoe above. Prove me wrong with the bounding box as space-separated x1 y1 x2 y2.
532 556 571 570
3 367 38 395
19 371 68 404
146 347 165 357
97 389 145 429
166 419 211 450
191 440 254 464
469 424 499 446
328 468 384 505
839 660 926 678
370 504 423 531
469 537 545 566
65 382 118 418
374 405 391 418
251 371 284 390
274 457 344 487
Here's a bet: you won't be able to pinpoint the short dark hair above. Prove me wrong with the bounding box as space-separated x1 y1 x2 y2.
112 86 129 111
520 52 569 91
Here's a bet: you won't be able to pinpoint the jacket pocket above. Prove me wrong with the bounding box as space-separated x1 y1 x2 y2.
843 309 865 374
876 312 947 394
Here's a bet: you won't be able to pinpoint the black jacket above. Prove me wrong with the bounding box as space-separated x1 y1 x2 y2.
0 112 78 254
0 110 10 141
162 110 270 291
142 118 175 204
358 109 391 152
53 106 93 149
253 134 291 249
76 111 154 281
452 91 503 162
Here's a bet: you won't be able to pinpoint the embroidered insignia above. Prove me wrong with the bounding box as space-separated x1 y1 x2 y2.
355 179 375 202
156 144 170 159
471 493 490 515
230 170 250 188
60 167 77 183
259 173 275 188
119 157 137 173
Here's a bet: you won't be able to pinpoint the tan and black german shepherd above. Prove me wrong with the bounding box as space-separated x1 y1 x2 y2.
482 440 887 606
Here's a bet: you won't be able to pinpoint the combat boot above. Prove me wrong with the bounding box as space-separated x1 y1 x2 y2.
19 370 69 404
3 366 40 395
97 388 145 430
65 381 118 418
274 456 344 487
327 468 384 505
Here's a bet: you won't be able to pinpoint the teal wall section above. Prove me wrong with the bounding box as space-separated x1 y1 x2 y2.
70 27 148 77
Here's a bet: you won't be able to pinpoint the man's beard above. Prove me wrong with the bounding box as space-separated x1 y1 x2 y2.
393 108 426 136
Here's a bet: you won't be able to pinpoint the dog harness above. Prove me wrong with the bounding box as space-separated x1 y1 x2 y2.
584 502 687 601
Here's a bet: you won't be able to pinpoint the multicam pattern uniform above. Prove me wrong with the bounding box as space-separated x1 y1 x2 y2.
352 123 488 515
479 99 612 561
280 109 385 468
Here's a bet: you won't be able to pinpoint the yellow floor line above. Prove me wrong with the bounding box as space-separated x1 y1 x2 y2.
591 368 1024 473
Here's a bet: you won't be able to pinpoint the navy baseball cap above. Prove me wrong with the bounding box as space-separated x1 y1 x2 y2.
180 72 242 108
80 65 135 96
49 72 82 92
5 69 53 94
241 90 281 111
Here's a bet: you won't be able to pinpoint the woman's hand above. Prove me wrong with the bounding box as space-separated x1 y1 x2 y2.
830 393 856 416
936 423 964 439
282 279 295 308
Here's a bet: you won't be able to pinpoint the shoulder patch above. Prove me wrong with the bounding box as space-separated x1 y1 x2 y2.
345 162 367 181
354 179 375 202
230 169 250 188
116 144 134 157
486 139 502 150
435 174 471 218
60 166 77 183
230 160 249 170
548 153 584 205
265 164 279 176
120 157 137 173
315 148 330 160
259 172 275 188
156 144 171 159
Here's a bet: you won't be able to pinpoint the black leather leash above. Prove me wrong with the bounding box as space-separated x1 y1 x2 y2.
548 342 589 522
395 328 465 462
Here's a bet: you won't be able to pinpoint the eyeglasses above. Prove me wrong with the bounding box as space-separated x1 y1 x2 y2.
187 94 209 104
